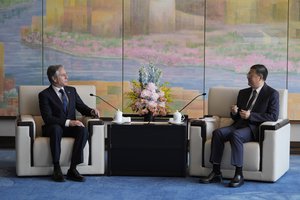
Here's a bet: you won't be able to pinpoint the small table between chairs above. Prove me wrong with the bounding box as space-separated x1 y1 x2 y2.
107 116 188 177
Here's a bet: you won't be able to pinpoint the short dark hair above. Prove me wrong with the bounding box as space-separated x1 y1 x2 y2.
47 65 63 84
250 64 268 81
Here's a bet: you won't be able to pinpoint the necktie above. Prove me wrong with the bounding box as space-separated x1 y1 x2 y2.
59 89 68 113
246 90 257 110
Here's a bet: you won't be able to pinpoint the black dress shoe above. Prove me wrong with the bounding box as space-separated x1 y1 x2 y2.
199 171 223 184
67 169 85 182
228 174 244 187
52 167 65 182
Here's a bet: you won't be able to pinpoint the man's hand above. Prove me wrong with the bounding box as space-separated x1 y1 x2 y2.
231 105 239 115
91 109 100 118
69 120 85 127
239 109 251 119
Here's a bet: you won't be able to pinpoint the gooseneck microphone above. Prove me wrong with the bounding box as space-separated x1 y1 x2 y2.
179 93 206 112
90 94 118 111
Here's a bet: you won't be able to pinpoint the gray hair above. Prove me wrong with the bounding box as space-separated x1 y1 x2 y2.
47 65 63 84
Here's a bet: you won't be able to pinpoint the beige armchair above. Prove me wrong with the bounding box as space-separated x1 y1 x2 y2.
16 85 105 176
189 87 290 182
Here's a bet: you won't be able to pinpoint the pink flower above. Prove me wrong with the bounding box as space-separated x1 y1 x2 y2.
158 91 165 97
146 82 157 92
140 89 152 98
150 92 159 101
148 101 158 109
141 109 149 115
158 102 165 107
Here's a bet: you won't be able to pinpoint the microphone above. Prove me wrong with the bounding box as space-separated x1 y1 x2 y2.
179 93 206 112
90 94 118 111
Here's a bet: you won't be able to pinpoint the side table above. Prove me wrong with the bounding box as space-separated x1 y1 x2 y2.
107 121 188 177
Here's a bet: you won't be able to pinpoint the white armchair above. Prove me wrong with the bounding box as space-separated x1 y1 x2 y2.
16 85 105 176
189 87 290 182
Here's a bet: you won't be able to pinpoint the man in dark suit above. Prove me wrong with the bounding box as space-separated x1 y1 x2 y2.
39 65 100 182
199 64 279 187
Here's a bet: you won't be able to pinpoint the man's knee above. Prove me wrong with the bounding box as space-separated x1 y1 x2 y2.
73 126 89 138
44 124 63 137
212 129 222 138
230 130 243 142
73 126 87 133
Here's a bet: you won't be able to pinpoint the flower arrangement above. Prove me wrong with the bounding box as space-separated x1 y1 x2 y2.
127 62 172 117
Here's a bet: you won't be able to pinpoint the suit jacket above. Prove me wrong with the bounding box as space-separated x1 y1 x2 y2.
39 85 93 127
231 83 279 140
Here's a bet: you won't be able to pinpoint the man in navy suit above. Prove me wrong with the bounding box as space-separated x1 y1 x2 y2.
39 65 100 182
199 64 279 187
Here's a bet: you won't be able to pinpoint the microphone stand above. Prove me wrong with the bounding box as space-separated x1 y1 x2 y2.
90 94 119 111
179 93 206 112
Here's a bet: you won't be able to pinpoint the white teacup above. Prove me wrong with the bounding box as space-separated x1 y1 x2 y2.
114 109 123 123
173 110 184 123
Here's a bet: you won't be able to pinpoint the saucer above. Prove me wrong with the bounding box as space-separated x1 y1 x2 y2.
168 118 184 125
200 117 216 122
112 120 124 124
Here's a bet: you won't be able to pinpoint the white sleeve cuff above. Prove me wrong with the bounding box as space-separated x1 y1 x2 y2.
65 119 70 127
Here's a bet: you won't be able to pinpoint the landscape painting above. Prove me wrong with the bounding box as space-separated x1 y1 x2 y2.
1 0 300 119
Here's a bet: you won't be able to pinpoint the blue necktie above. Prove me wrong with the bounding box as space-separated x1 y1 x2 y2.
59 89 68 113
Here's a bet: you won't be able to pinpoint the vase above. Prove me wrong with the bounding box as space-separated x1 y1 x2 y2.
144 112 154 122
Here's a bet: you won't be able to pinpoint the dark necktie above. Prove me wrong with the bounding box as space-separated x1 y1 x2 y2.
59 89 68 113
246 90 257 110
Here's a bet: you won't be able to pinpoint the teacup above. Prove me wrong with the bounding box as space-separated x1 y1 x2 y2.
114 109 123 123
173 110 184 123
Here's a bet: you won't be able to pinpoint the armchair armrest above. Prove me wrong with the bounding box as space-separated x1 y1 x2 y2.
258 118 290 172
81 117 104 131
81 117 104 165
190 116 219 141
86 118 104 137
259 119 290 141
16 115 36 168
17 115 36 139
190 116 220 167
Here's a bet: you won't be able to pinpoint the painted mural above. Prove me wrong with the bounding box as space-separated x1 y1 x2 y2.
0 0 300 119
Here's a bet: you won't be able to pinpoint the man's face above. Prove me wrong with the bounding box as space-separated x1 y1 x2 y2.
247 69 262 89
53 67 68 87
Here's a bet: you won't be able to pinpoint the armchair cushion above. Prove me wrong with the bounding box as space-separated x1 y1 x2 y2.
204 141 260 171
33 137 89 167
